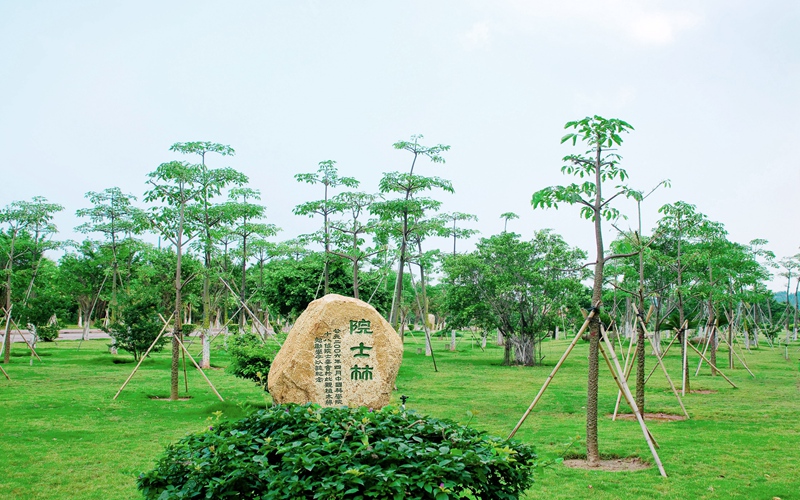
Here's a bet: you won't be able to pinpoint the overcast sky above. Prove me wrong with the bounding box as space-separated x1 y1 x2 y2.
1 1 798 289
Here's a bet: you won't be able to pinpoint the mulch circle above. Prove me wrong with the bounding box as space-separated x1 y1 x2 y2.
690 389 717 394
563 457 650 472
148 396 193 401
612 412 687 422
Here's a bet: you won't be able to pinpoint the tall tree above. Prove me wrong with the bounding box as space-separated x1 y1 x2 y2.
606 180 668 412
169 142 245 340
778 255 800 341
293 161 359 296
0 196 63 363
532 116 639 465
329 191 380 300
690 218 728 373
653 201 713 392
75 187 142 322
372 135 451 330
442 212 478 255
227 187 279 328
442 230 586 365
143 160 204 400
500 212 519 233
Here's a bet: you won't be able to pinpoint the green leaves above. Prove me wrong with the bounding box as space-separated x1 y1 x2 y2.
169 141 235 158
293 160 360 190
138 404 537 499
391 134 451 165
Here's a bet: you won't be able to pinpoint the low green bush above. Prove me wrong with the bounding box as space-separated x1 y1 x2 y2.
138 404 537 500
103 295 166 361
225 334 277 389
35 322 60 342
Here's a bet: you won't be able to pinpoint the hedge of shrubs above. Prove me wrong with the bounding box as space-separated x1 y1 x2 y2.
138 403 537 499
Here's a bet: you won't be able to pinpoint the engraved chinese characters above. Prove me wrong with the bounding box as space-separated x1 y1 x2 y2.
268 294 403 409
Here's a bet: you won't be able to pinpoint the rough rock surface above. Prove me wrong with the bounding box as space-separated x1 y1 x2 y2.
268 294 403 409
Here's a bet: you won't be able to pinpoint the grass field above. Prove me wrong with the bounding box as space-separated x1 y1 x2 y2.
1 333 798 499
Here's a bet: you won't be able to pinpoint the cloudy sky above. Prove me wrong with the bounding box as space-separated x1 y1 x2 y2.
1 1 798 288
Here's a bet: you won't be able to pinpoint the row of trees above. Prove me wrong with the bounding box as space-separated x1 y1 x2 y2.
2 124 798 448
0 136 477 398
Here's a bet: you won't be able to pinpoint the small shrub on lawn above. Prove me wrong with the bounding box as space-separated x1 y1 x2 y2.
226 334 277 389
103 295 166 361
35 322 60 342
138 403 537 500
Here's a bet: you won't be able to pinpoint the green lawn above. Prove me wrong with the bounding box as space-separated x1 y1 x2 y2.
1 334 798 499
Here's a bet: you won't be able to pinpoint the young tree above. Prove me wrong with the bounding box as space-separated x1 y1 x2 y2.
605 180 668 412
442 230 586 365
442 212 478 255
1 196 63 363
75 187 142 322
653 201 714 392
689 219 728 373
500 212 519 233
144 160 204 400
294 161 359 296
227 187 279 328
531 116 639 465
59 241 109 341
169 142 246 341
329 191 380 299
372 136 451 330
778 255 800 342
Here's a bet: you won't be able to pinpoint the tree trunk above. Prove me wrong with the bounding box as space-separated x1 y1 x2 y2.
201 332 210 369
3 238 15 364
171 202 185 401
389 212 409 330
635 317 645 414
586 135 606 466
82 309 91 342
352 232 360 299
727 320 734 369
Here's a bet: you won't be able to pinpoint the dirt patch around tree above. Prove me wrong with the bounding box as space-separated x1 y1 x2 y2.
563 457 650 472
148 396 193 401
690 389 717 394
612 412 687 422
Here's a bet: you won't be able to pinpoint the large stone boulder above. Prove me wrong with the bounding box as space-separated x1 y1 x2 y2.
268 294 403 409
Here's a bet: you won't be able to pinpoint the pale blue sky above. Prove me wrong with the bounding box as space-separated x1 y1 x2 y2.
1 1 798 287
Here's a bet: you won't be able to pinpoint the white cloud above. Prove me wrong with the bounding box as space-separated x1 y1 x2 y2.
505 0 702 46
461 21 491 49
627 10 700 45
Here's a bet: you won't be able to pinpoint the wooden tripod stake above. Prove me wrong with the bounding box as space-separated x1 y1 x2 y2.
508 312 594 439
112 313 224 402
599 330 667 477
687 341 737 388
508 309 667 477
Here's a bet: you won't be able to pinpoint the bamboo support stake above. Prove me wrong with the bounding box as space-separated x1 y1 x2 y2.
687 341 737 388
695 327 715 376
599 343 660 448
0 364 9 380
644 334 679 385
612 330 638 421
682 321 688 396
508 311 594 439
406 263 437 372
9 318 42 361
219 278 282 348
113 314 174 400
600 330 667 477
634 317 689 418
719 329 755 377
174 335 224 402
